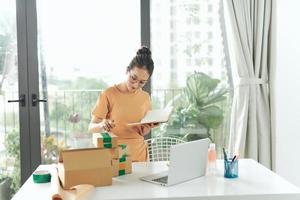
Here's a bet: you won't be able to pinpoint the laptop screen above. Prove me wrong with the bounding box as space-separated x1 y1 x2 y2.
167 138 209 185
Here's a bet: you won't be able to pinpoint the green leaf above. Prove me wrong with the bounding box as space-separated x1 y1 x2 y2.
197 106 224 129
167 72 228 132
184 72 224 107
203 87 228 105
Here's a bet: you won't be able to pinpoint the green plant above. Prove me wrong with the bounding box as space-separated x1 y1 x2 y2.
0 174 9 184
4 129 20 195
0 174 12 200
167 72 227 141
0 176 5 183
41 135 66 164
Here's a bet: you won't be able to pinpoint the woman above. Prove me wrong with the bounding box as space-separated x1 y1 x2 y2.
89 46 158 162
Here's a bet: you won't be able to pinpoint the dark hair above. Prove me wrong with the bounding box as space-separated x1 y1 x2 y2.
127 46 154 77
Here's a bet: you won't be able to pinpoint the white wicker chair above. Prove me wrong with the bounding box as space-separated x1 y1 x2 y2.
145 137 186 162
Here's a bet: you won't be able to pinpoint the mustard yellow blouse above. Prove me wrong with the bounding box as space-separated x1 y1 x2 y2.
92 85 151 161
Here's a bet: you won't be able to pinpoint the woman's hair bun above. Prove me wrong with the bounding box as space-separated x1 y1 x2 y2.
137 46 152 57
128 46 154 76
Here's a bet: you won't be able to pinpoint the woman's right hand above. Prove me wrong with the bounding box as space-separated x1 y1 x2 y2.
100 119 115 132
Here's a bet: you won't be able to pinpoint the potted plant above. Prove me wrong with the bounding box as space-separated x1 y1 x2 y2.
166 72 228 142
41 135 66 164
0 174 12 200
3 129 20 198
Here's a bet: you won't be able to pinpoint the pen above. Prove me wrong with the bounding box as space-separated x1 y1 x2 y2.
231 155 237 162
230 155 237 173
223 148 228 161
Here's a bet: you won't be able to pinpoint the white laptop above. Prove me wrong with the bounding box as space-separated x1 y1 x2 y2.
140 138 209 186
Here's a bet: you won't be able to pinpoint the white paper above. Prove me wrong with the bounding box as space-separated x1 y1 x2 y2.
128 107 173 125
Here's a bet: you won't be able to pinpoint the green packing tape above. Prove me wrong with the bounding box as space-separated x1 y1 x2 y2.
122 153 128 157
101 132 112 143
119 144 126 149
33 170 51 183
104 143 112 148
119 169 126 176
119 156 126 163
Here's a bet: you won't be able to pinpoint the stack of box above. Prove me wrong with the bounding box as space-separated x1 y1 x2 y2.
93 132 132 177
111 154 132 177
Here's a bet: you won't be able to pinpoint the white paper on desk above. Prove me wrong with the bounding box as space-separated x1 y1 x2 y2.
128 107 173 126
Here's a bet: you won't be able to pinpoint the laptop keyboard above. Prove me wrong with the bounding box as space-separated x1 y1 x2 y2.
152 176 168 184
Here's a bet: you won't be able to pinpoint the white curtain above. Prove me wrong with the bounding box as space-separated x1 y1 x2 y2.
225 0 274 168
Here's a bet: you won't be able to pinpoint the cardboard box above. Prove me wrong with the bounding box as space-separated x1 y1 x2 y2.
58 148 112 189
111 156 132 177
93 132 118 148
109 148 119 159
109 144 129 159
118 144 128 158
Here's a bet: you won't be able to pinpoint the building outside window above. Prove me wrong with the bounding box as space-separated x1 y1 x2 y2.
150 0 232 152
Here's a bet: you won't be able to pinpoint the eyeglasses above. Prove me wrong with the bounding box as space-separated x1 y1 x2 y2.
128 72 148 87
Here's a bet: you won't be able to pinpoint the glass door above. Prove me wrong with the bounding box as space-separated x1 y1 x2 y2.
0 0 20 198
35 0 141 164
1 0 145 197
1 0 43 197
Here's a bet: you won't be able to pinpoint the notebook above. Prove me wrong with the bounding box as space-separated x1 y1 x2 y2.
127 107 173 126
140 138 210 186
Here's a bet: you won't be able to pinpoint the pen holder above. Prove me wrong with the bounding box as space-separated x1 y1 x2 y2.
224 158 238 178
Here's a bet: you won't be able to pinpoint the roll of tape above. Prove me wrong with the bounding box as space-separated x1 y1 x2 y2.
33 170 51 183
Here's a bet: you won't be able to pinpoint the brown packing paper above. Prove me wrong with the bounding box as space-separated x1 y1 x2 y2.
92 132 118 148
58 148 112 189
51 165 94 200
51 165 63 200
65 185 94 200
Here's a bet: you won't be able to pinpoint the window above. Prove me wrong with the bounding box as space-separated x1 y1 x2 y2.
170 32 176 42
0 0 21 197
208 4 213 12
36 0 140 163
170 6 176 15
151 0 232 154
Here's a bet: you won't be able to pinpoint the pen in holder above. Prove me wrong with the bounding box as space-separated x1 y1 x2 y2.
224 157 238 178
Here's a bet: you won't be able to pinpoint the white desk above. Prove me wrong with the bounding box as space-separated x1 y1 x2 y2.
12 159 300 200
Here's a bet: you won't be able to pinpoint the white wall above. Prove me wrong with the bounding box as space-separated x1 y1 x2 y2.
274 0 300 188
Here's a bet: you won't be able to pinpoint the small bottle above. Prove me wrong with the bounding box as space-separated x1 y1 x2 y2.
207 143 217 175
